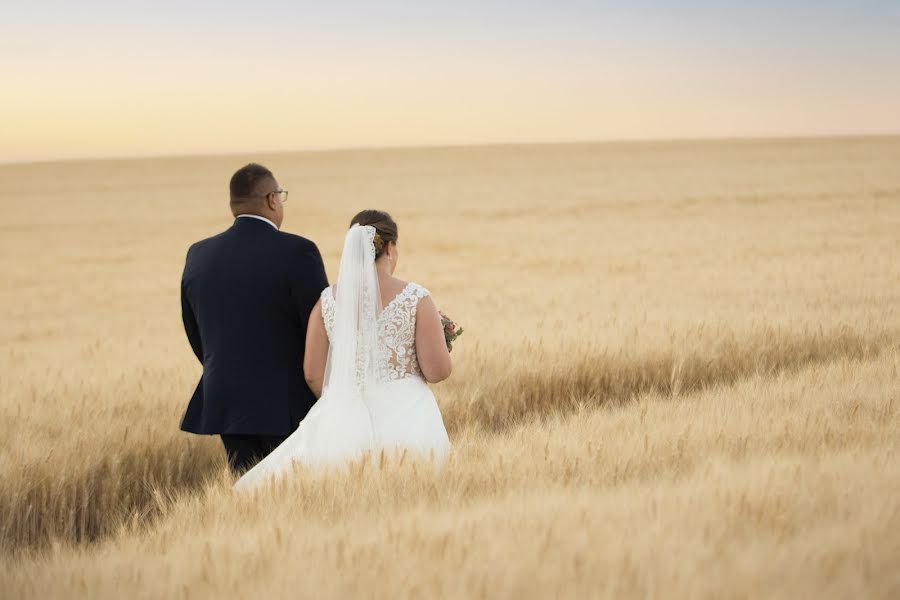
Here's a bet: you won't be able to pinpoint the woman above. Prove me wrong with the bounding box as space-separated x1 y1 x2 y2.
233 210 452 491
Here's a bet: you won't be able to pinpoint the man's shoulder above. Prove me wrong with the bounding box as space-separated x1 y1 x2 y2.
275 231 320 253
186 229 229 257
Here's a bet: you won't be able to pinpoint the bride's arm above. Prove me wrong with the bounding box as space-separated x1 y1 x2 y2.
415 295 452 383
303 299 329 398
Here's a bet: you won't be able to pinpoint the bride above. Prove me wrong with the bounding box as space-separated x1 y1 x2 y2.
233 210 452 491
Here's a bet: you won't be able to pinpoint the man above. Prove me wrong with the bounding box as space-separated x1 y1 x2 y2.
180 163 328 474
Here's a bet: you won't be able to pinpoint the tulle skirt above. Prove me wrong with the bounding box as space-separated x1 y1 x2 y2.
232 376 450 491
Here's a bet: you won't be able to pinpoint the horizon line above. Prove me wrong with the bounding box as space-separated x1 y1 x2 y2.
3 131 899 168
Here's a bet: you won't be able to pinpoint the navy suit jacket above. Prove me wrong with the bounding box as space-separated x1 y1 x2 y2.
180 216 328 436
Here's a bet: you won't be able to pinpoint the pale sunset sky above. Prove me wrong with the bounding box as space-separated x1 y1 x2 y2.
2 0 899 163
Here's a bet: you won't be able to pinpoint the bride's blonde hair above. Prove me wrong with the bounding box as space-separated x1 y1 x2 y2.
349 210 397 259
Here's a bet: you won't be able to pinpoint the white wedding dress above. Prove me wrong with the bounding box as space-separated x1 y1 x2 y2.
233 225 451 492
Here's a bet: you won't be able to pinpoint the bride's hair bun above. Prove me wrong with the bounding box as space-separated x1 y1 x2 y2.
372 232 385 254
349 210 397 259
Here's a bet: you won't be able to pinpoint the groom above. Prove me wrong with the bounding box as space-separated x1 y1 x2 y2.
179 163 329 474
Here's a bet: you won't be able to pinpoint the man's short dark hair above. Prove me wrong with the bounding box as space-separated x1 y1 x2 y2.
230 163 274 201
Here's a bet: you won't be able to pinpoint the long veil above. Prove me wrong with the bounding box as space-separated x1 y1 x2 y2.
232 225 384 490
288 223 385 465
324 223 385 395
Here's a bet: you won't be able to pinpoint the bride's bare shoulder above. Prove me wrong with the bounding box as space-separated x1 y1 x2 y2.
388 279 431 298
381 277 410 294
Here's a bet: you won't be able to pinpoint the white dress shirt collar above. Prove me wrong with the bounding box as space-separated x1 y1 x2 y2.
235 214 278 230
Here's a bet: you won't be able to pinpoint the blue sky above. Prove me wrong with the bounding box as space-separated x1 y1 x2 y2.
2 1 898 161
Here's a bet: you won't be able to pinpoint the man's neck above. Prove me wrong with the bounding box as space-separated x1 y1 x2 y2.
235 213 278 230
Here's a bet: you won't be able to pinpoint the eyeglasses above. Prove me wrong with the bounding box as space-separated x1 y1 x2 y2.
267 189 288 203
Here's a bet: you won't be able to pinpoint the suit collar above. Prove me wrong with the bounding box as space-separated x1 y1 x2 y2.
234 214 279 230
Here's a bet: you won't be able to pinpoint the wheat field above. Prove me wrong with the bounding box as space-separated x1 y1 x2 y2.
0 137 898 598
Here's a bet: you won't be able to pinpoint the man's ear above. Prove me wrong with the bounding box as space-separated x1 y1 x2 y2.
265 193 277 212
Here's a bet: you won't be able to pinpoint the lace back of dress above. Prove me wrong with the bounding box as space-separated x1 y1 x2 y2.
322 282 430 382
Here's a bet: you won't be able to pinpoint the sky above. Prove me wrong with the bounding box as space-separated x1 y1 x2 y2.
2 0 899 162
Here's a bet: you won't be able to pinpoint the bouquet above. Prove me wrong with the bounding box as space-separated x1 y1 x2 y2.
439 311 464 352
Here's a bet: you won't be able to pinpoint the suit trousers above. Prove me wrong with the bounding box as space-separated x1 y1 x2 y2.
221 434 288 475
